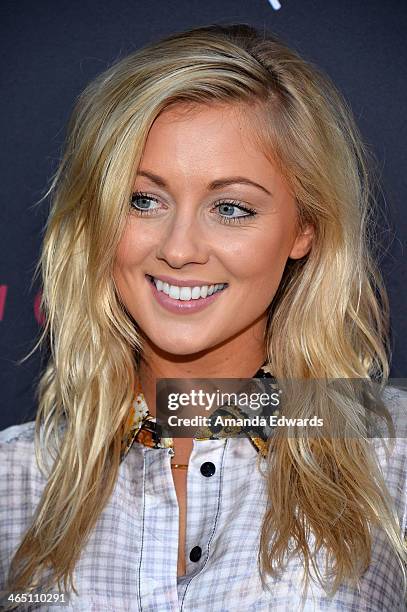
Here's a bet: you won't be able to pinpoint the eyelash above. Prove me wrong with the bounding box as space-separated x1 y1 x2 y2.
129 191 257 225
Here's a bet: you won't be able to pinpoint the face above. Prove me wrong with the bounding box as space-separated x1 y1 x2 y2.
113 102 313 357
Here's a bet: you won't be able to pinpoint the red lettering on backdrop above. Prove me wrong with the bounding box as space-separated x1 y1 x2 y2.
34 290 45 326
0 285 7 321
0 287 45 324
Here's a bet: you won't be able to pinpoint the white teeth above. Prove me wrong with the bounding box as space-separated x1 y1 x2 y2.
191 286 201 300
179 287 192 301
151 276 227 301
169 285 180 299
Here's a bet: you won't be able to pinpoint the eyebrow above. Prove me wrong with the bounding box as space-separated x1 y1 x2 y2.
136 170 273 197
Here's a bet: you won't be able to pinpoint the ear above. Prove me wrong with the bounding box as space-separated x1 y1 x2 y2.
288 223 314 260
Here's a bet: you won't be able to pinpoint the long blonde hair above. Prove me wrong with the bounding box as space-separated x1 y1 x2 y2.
4 23 406 601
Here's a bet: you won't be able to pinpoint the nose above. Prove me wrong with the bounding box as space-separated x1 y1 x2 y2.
156 208 209 269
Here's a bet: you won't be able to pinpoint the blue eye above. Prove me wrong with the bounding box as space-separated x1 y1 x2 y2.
129 192 257 224
215 201 257 224
130 192 160 214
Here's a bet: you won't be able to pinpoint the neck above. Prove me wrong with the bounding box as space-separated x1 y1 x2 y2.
137 324 267 416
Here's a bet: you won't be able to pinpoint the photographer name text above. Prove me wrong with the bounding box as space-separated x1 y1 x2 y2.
167 414 324 428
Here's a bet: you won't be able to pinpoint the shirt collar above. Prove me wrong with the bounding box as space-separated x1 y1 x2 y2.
120 363 278 462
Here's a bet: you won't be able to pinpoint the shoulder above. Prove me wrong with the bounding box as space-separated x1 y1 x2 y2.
0 420 37 464
370 383 407 460
381 384 407 436
0 420 36 445
0 422 49 542
0 420 37 459
0 422 48 589
0 420 47 486
369 385 407 530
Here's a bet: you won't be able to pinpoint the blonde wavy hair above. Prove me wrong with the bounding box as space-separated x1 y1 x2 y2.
4 23 406 603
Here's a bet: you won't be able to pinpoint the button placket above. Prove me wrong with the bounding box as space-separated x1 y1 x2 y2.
200 461 216 477
189 546 202 562
182 439 227 577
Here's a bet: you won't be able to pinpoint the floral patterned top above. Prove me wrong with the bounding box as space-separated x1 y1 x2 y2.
120 362 280 462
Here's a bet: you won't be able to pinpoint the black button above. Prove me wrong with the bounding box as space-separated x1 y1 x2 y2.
189 546 202 562
200 461 216 477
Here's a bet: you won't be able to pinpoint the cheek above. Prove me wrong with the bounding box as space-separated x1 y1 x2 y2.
114 221 155 272
225 226 292 286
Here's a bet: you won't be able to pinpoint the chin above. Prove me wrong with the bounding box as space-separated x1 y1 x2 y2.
147 330 216 357
160 339 210 357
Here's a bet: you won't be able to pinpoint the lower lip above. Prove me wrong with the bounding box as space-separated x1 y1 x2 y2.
146 276 228 315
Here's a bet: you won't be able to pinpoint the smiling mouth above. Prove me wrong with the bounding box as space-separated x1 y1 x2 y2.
146 274 228 301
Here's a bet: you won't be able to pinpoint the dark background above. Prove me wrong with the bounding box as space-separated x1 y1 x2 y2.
1 0 406 431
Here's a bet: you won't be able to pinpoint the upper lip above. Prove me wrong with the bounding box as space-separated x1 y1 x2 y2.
147 274 227 288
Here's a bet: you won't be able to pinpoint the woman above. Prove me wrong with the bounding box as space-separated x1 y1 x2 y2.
1 23 406 611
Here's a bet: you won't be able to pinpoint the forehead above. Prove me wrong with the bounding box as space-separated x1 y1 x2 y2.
152 100 260 131
138 101 275 179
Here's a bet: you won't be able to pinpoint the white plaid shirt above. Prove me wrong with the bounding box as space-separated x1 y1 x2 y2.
1 385 407 611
